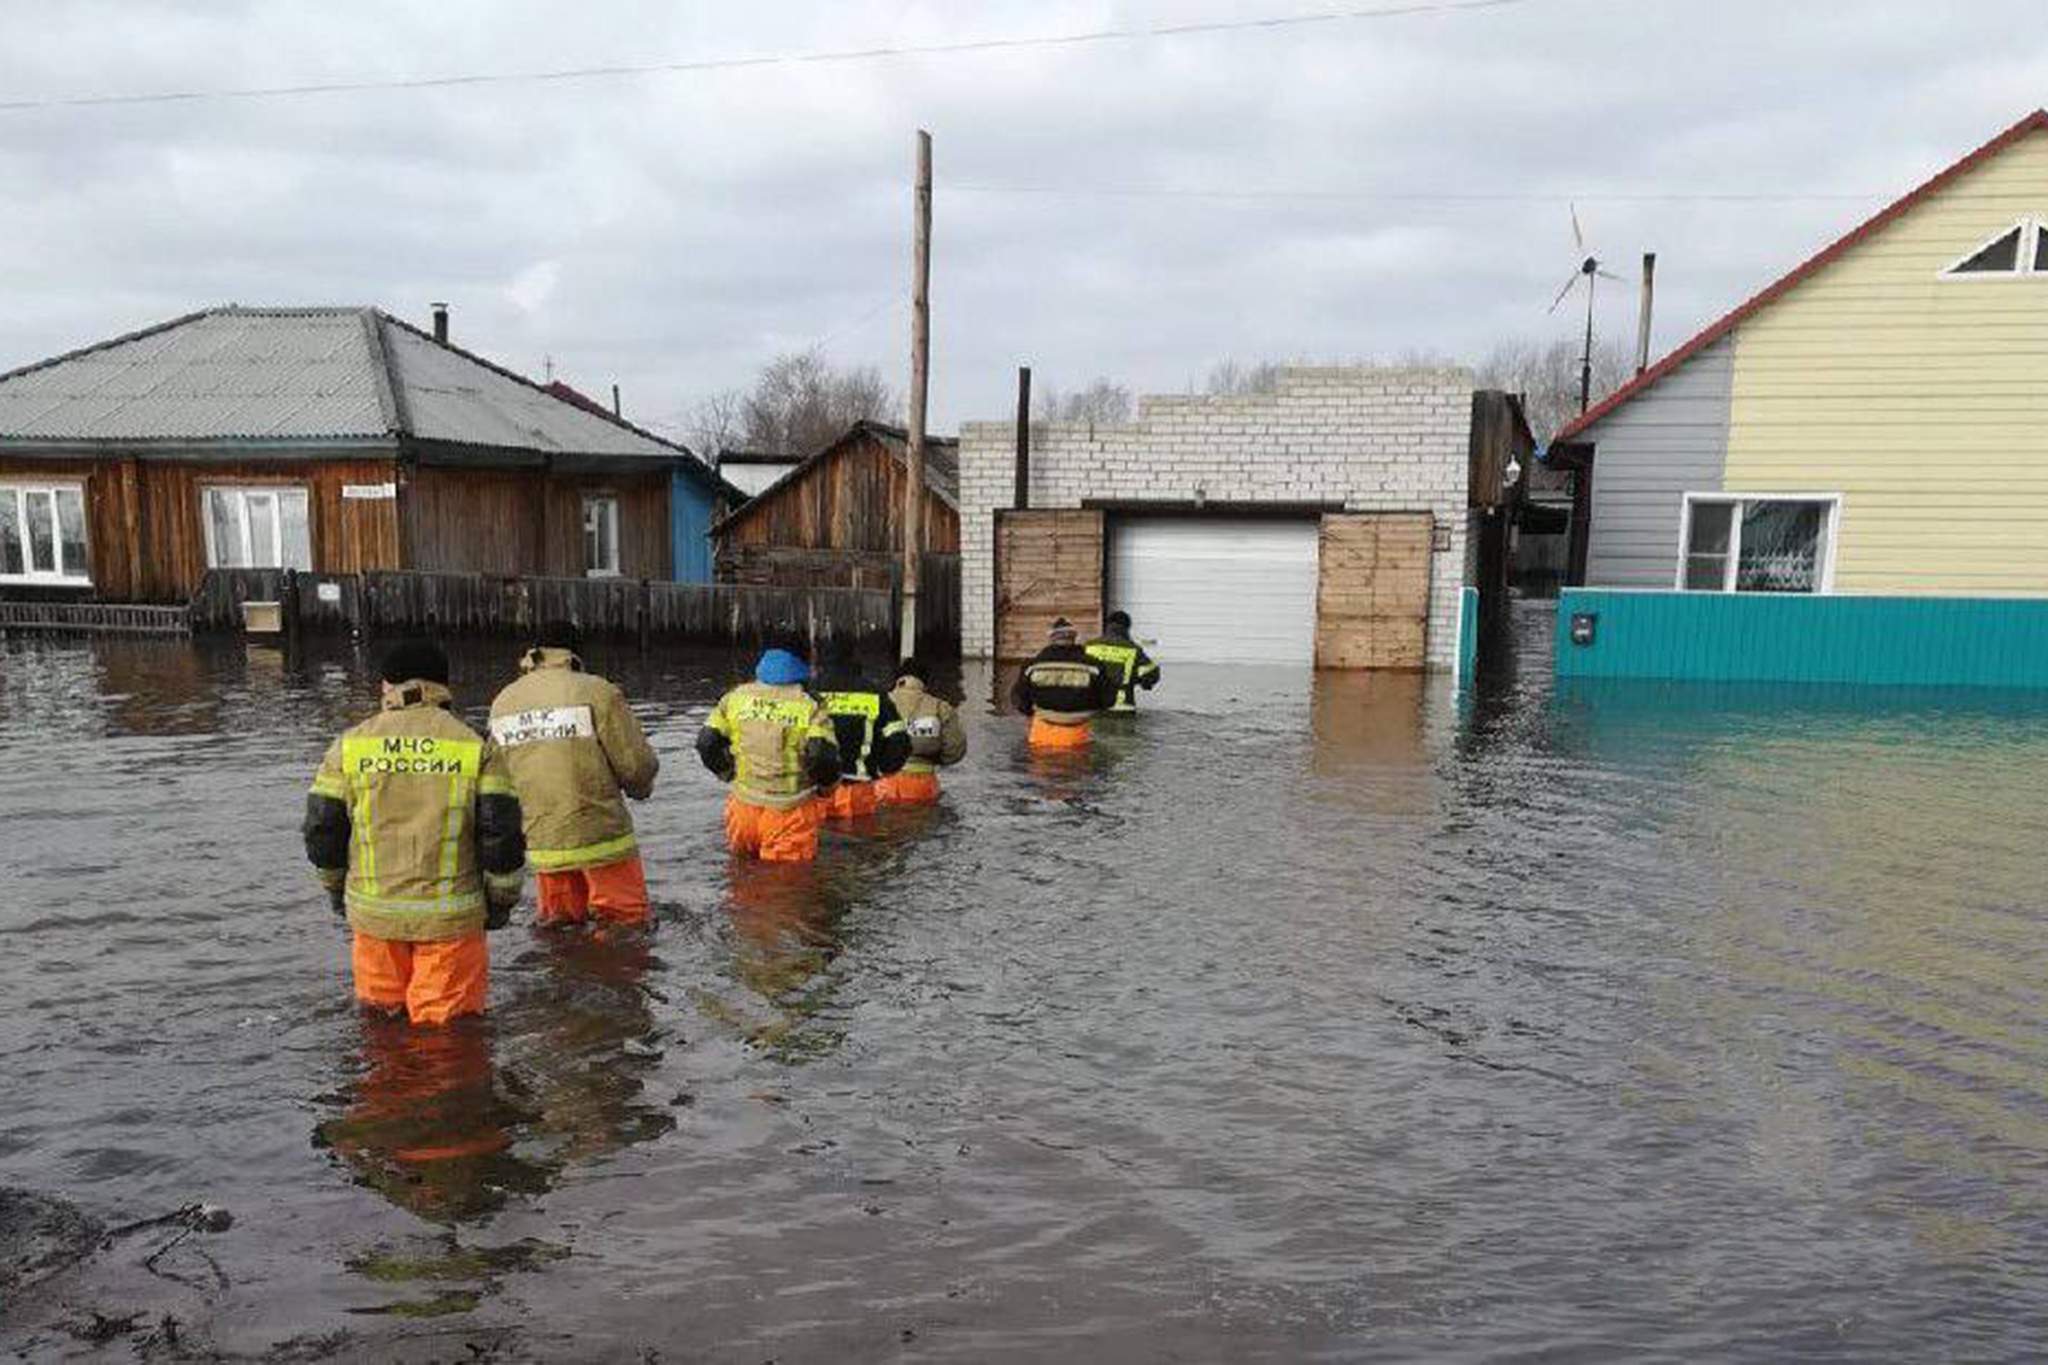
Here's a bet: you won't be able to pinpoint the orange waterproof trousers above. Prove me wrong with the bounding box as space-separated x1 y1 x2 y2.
352 931 489 1026
1029 715 1092 749
876 770 942 806
537 854 651 928
724 794 823 863
816 780 881 820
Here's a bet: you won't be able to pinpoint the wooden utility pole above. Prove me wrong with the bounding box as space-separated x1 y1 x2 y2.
1635 252 1657 376
1014 366 1032 509
901 128 933 654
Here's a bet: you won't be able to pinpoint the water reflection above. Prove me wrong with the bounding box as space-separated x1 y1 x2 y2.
499 929 678 1165
715 862 850 1064
313 1019 550 1225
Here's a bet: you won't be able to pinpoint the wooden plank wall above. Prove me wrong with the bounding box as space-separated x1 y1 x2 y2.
1 455 402 603
994 509 1104 659
723 430 960 554
1315 512 1433 669
405 467 670 580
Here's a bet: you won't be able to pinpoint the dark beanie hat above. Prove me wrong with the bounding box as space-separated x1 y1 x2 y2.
535 619 582 654
1107 610 1132 631
380 638 450 686
897 656 930 684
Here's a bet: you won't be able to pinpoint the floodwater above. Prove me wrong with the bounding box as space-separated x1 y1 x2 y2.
4 605 2048 1362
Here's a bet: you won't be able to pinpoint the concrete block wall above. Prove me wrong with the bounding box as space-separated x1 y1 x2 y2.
957 366 1476 668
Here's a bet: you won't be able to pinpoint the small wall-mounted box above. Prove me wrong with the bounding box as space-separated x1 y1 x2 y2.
1569 612 1597 647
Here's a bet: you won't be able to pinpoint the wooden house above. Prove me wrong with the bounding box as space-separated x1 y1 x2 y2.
0 306 705 602
1550 110 2048 685
712 421 960 590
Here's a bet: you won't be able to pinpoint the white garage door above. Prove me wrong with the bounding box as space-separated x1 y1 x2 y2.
1107 517 1320 664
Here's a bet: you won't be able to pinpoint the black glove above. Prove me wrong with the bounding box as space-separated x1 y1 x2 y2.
327 887 346 918
485 898 513 931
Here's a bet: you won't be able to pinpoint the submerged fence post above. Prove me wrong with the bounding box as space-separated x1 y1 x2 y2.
638 578 652 653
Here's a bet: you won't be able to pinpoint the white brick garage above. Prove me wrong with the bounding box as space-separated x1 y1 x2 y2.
958 367 1484 671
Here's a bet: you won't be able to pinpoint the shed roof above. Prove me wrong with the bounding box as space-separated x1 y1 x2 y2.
710 420 959 537
0 306 685 464
1556 108 2048 446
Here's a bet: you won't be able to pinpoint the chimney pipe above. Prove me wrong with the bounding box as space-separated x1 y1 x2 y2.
611 383 622 418
1635 253 1656 375
430 302 449 345
1014 366 1032 510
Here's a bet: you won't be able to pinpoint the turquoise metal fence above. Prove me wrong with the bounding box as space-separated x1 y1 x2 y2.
1554 589 2048 688
1457 586 1480 687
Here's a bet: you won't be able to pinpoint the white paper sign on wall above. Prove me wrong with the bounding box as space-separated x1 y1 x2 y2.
341 483 397 500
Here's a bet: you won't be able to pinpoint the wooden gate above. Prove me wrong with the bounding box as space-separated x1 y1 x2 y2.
994 509 1103 660
1314 512 1433 669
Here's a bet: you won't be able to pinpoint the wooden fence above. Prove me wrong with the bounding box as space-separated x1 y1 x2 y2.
188 569 910 653
0 599 191 636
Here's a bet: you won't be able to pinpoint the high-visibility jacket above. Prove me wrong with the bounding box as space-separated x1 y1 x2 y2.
487 648 658 873
1084 632 1161 712
305 680 526 942
888 676 966 775
817 683 911 782
697 681 841 811
1010 644 1115 726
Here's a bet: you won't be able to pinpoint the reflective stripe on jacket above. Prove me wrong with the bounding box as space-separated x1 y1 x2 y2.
820 688 910 781
308 681 521 942
705 682 839 810
1085 635 1160 712
488 648 658 872
889 676 967 775
1011 645 1113 726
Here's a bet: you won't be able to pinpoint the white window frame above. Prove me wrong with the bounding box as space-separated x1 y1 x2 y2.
0 481 92 585
1676 492 1842 595
1937 216 2048 280
582 494 621 578
200 483 313 571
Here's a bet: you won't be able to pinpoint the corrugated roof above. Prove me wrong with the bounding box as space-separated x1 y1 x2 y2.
1556 109 2048 446
0 305 683 462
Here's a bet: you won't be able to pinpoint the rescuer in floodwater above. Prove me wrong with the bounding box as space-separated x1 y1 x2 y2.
1011 617 1118 749
304 639 526 1026
812 636 911 821
488 622 660 930
877 657 968 806
696 645 842 862
1085 611 1162 712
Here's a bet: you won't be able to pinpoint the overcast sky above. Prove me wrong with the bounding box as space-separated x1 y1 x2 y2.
3 0 2045 440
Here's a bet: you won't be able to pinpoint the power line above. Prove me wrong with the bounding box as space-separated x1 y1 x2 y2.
0 0 1543 113
951 183 1888 205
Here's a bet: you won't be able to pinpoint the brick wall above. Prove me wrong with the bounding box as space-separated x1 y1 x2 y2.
957 366 1476 668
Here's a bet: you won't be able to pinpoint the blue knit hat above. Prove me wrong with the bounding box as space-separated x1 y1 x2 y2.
755 647 810 686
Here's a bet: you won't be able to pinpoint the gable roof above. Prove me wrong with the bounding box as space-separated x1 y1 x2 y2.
710 419 959 536
0 305 683 465
1556 109 2048 446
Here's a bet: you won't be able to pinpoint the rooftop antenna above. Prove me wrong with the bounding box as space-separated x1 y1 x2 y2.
1549 204 1624 414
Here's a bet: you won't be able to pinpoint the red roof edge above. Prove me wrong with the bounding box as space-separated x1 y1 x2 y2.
1554 108 2048 445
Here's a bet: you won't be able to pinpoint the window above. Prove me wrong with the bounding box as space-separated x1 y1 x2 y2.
203 486 311 570
1940 217 2048 279
1679 494 1839 594
0 483 90 584
582 495 620 577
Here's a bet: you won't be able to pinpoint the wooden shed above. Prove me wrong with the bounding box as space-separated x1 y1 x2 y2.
712 421 960 590
0 306 704 603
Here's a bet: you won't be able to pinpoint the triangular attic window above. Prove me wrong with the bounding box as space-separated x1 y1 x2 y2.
1946 223 2025 274
2037 225 2048 273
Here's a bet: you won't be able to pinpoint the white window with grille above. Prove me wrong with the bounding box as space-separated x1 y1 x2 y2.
0 482 91 585
1679 494 1840 594
202 486 312 570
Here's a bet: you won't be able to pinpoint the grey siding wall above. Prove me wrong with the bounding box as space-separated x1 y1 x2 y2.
1583 335 1735 587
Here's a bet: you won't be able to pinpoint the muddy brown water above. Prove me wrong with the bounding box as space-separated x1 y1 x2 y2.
4 605 2048 1361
